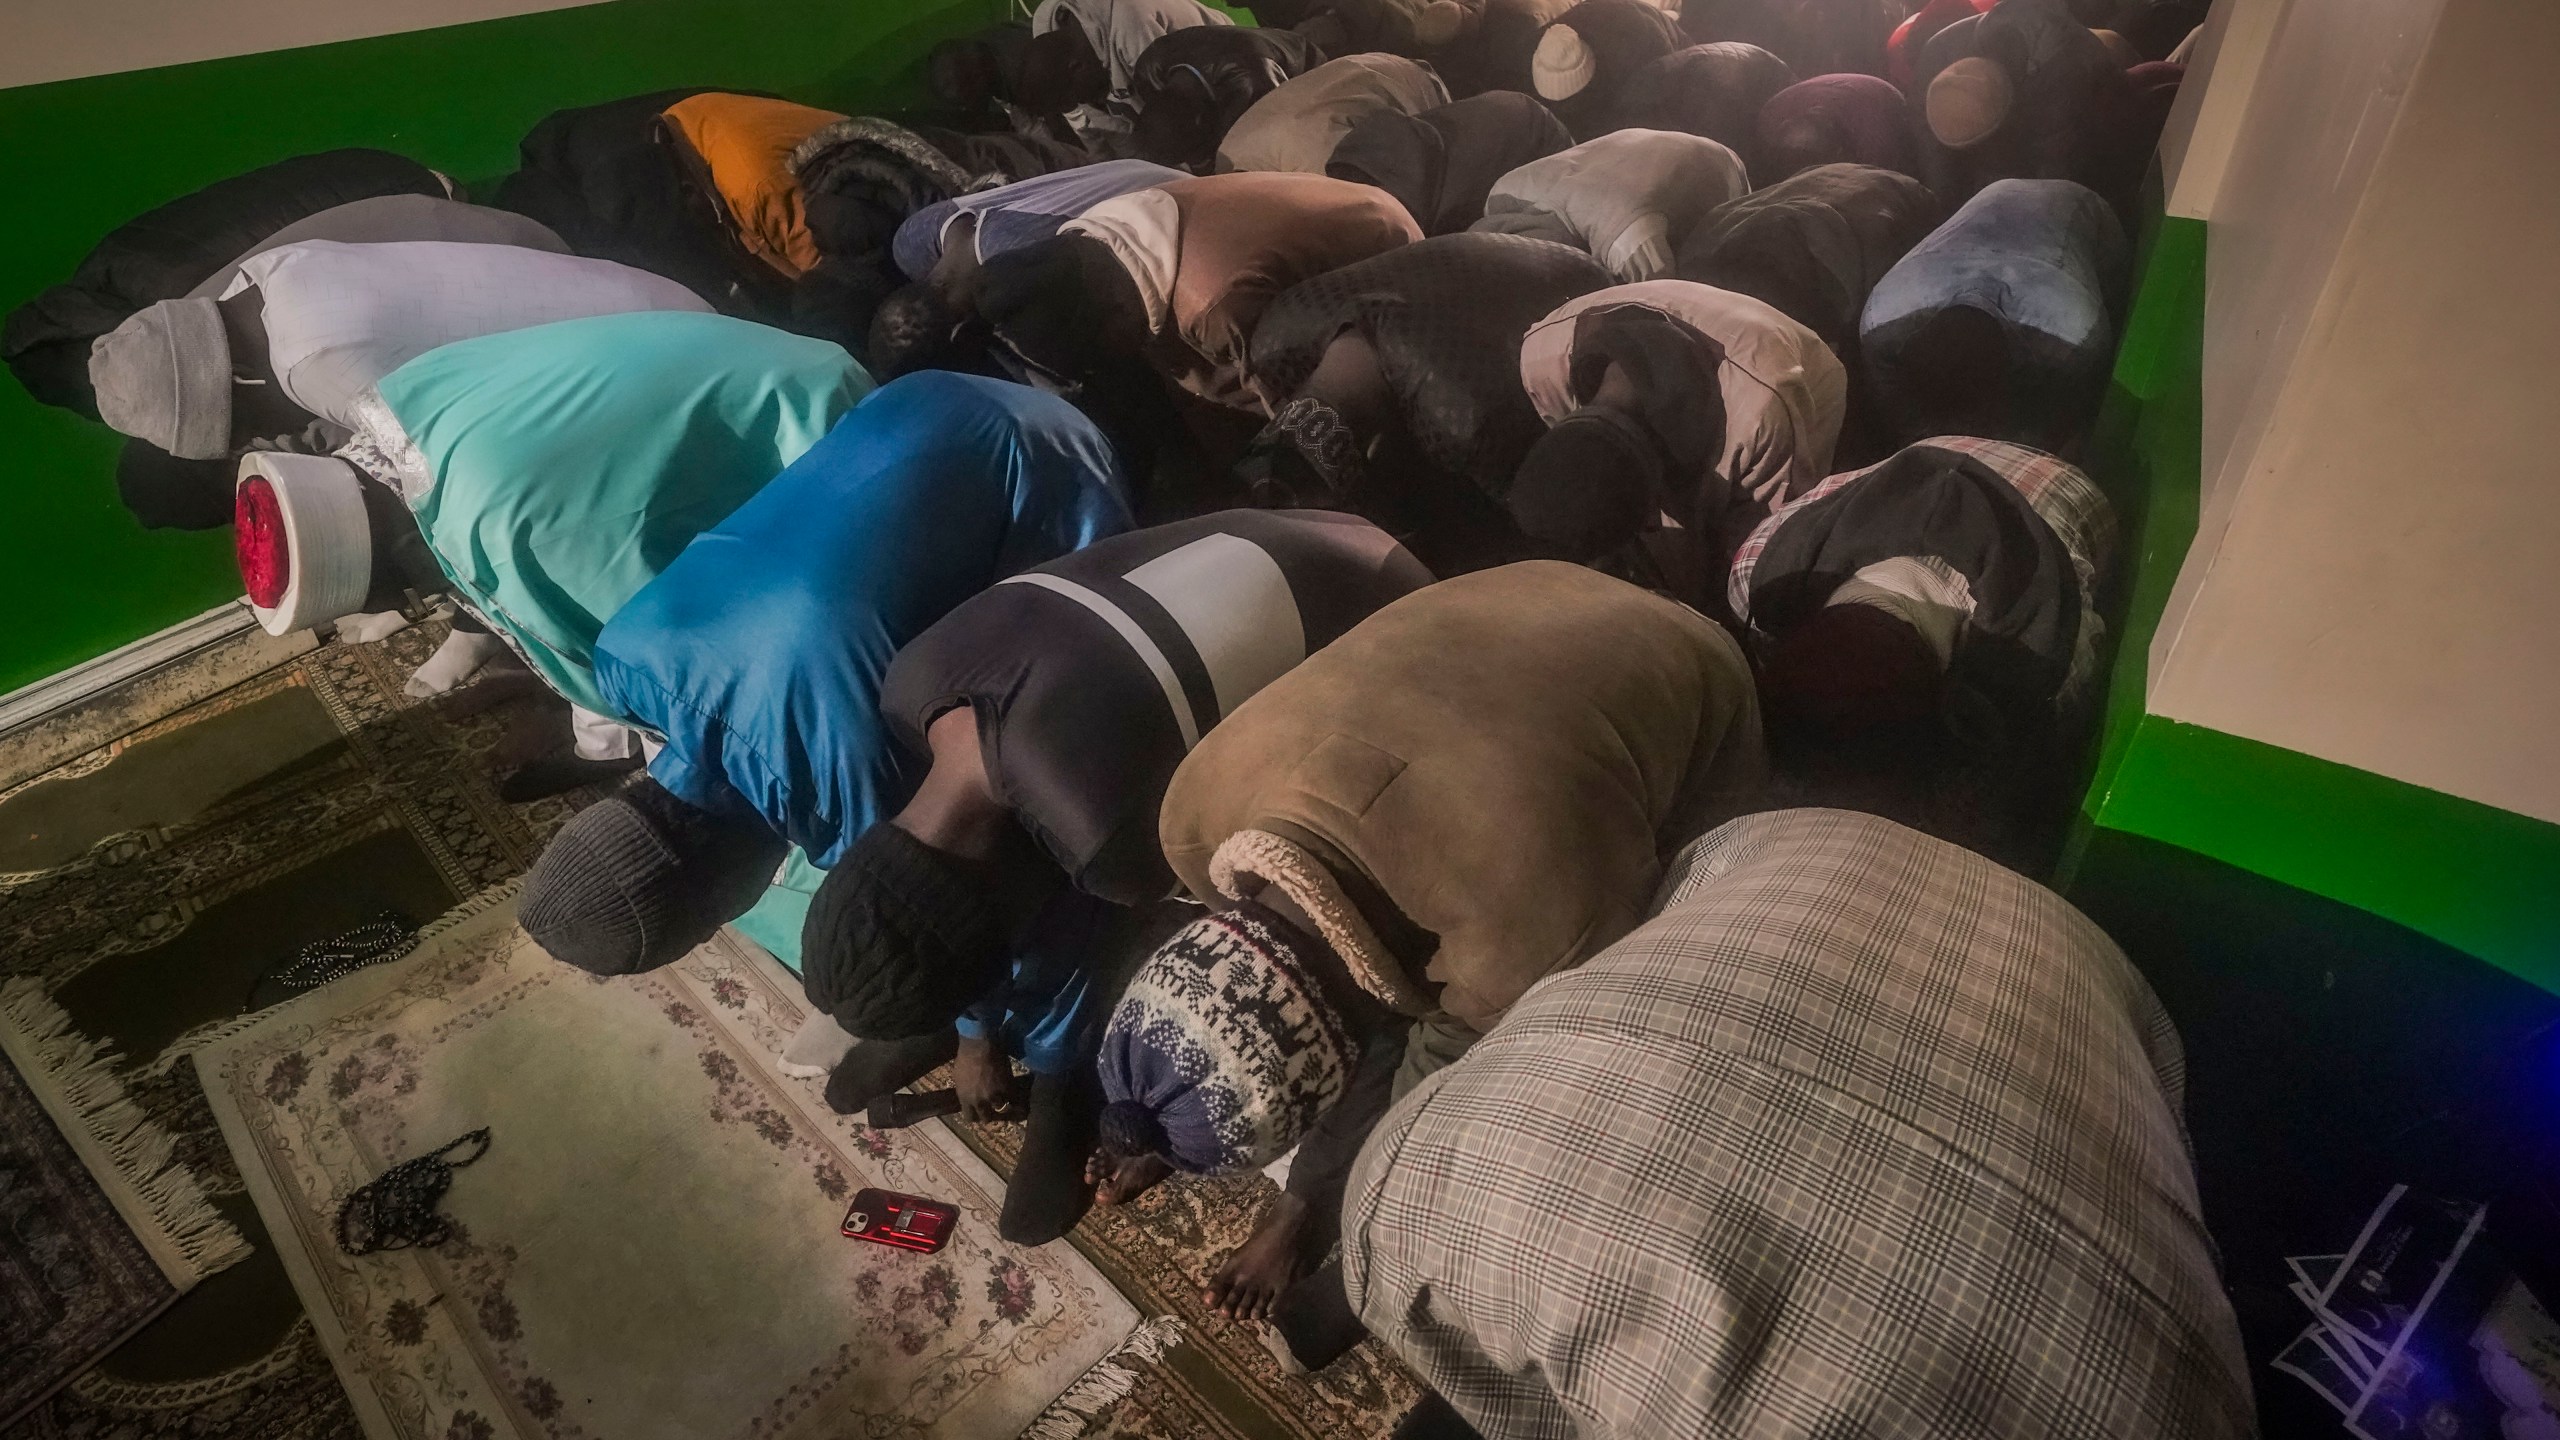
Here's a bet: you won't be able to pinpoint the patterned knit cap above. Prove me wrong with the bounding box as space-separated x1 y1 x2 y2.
1097 906 1353 1175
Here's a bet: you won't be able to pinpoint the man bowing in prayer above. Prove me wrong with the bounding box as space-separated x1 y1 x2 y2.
516 373 1132 1244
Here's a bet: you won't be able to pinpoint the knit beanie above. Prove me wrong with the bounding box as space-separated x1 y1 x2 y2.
1531 22 1600 100
89 298 233 461
521 778 788 976
1097 904 1354 1175
800 824 1014 1040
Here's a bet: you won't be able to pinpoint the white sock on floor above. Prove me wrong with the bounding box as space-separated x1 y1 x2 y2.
779 1012 859 1079
335 610 412 645
404 629 509 698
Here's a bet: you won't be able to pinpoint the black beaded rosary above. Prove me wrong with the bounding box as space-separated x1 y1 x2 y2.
259 911 417 1000
336 1128 491 1256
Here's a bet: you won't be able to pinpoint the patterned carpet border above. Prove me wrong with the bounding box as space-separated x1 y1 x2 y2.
0 983 249 1291
0 621 587 1440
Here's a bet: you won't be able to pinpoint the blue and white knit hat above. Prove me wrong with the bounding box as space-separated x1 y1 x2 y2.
1097 906 1353 1176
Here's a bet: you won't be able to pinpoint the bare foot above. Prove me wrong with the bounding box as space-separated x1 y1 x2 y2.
1205 1194 1310 1320
1083 1149 1172 1206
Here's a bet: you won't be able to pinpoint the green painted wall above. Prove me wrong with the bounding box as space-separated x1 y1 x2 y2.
0 0 1011 696
2064 212 2560 994
2070 211 2205 827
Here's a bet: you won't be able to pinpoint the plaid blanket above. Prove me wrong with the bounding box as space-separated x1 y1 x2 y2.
1343 808 2253 1439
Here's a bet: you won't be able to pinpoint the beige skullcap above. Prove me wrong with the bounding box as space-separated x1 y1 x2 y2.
1927 57 2016 149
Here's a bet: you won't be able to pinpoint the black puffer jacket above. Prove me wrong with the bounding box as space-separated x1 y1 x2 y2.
1128 25 1328 170
491 87 784 320
4 149 444 416
789 116 1085 264
784 117 1086 361
1250 231 1612 495
1614 42 1796 159
1326 90 1572 235
1675 162 1940 353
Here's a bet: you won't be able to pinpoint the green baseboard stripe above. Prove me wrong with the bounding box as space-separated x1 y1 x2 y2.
2096 715 2560 995
2059 210 2560 994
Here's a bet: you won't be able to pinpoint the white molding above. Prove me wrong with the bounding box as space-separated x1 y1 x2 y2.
0 601 260 737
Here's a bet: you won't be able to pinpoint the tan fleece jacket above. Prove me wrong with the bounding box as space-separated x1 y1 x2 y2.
1159 561 1766 1032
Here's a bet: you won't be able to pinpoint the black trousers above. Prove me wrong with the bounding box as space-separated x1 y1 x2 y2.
823 1031 1100 1247
1000 1065 1101 1246
1269 1016 1411 1370
1282 1015 1412 1252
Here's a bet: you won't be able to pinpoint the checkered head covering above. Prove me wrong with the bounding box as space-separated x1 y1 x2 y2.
1097 905 1353 1175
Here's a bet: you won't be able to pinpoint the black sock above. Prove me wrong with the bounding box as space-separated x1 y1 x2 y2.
1271 1258 1369 1371
822 1030 960 1115
497 755 640 803
1393 1389 1486 1440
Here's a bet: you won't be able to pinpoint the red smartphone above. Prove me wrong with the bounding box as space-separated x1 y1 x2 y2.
842 1188 958 1253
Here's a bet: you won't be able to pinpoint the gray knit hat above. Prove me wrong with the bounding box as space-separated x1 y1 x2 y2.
520 779 787 976
89 299 233 460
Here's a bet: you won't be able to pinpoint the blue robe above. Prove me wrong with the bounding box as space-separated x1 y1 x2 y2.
592 374 1133 1033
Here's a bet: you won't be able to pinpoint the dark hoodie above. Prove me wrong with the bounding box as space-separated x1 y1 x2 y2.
1326 90 1574 234
1674 161 1941 353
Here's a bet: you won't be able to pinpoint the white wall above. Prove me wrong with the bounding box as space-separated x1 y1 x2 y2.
2157 0 2288 223
2149 0 2560 825
0 0 610 90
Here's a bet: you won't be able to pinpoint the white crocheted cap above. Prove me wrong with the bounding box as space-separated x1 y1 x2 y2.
237 451 372 637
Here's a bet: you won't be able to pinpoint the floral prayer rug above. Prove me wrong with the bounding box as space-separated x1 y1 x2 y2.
198 889 1140 1440
2 617 1419 1438
0 618 599 1440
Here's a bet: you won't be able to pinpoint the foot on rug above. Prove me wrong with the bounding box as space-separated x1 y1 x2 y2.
1208 1191 1312 1320
404 628 513 698
337 610 414 646
497 755 640 802
823 1029 962 1113
778 1010 859 1079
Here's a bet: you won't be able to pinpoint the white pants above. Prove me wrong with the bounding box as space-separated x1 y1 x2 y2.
569 706 648 762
